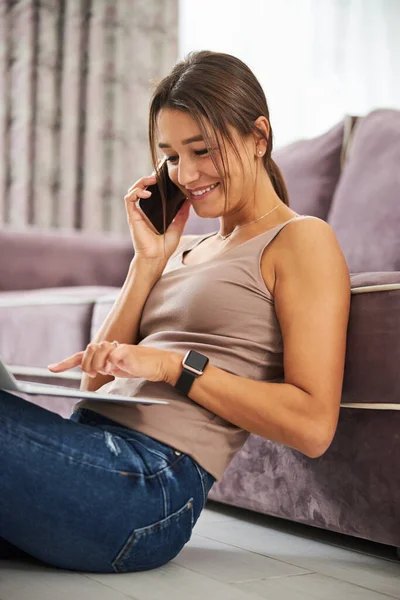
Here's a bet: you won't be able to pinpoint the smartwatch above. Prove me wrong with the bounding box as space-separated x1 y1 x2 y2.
174 350 209 396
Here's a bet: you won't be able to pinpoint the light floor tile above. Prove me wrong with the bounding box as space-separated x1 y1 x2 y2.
85 562 263 600
0 560 137 600
195 509 400 598
173 532 311 582
235 572 396 600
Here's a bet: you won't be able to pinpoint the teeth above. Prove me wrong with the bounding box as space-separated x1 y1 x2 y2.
191 183 218 196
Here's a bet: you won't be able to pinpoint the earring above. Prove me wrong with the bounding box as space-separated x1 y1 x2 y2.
258 150 263 156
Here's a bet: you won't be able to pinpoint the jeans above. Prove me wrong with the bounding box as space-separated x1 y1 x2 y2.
0 391 216 573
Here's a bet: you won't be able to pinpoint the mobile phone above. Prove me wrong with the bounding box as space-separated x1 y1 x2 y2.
136 157 187 235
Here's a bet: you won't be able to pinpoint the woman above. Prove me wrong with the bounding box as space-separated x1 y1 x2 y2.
0 51 351 573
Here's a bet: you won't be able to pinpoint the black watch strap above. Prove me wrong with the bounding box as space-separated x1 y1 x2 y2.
175 368 197 395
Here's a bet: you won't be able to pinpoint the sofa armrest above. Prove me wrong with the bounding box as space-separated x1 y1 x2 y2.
0 286 118 367
0 285 120 419
0 226 133 291
342 272 400 408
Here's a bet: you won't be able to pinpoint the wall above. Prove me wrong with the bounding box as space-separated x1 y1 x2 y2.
178 0 400 148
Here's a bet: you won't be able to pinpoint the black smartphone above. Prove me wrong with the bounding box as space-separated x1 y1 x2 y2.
136 157 187 235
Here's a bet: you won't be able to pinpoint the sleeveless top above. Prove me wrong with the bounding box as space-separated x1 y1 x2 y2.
76 214 313 481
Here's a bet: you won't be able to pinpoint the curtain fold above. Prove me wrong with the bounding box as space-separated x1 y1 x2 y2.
0 0 178 232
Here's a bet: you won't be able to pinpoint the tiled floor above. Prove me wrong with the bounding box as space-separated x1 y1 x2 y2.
1 501 399 600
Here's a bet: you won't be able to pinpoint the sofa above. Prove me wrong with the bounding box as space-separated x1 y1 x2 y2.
1 108 399 551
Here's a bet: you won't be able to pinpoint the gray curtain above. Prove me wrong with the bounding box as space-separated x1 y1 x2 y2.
0 0 178 233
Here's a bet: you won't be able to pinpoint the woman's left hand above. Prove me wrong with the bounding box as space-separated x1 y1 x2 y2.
48 343 175 383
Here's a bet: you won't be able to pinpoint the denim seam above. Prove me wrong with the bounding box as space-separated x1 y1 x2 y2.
157 471 169 518
192 461 207 507
1 421 187 480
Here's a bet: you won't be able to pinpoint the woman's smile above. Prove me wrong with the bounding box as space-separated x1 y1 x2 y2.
188 182 220 200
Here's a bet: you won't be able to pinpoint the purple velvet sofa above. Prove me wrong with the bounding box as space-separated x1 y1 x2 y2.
1 108 399 550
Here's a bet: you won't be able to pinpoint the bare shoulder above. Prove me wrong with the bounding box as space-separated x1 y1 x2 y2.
263 217 348 295
271 215 351 348
274 216 347 271
274 215 338 247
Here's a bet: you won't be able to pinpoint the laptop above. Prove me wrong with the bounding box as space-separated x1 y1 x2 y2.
0 360 168 405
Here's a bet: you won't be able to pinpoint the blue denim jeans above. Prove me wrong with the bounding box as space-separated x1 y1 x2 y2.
0 391 216 573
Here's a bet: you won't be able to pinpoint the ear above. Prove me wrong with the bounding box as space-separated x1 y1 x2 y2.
253 116 270 154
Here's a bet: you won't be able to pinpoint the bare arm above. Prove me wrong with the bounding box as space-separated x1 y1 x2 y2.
80 257 167 391
80 236 198 392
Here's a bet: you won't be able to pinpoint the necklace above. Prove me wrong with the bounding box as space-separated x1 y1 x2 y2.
216 204 281 240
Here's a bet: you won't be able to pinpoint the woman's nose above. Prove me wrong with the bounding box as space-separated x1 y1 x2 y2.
177 159 199 188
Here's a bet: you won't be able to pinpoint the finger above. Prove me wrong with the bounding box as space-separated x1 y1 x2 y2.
105 365 131 378
168 199 191 230
99 360 112 375
105 353 132 377
48 352 84 372
127 175 156 195
99 359 121 375
101 347 128 374
91 342 115 374
124 190 156 225
125 187 153 208
81 343 98 377
107 344 129 363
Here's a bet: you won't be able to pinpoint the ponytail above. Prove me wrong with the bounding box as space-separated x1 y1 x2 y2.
267 158 290 207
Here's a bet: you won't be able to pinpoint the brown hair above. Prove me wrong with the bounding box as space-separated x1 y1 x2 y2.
148 50 289 237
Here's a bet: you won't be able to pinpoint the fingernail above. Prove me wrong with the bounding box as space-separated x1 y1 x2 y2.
48 364 57 369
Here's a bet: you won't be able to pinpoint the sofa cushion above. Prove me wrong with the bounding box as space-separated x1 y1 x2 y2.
327 109 400 272
272 120 345 220
0 286 116 367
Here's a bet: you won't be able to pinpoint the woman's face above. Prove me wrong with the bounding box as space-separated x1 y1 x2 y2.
156 108 259 219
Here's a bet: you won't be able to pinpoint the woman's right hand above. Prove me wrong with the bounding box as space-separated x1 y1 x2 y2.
124 174 191 264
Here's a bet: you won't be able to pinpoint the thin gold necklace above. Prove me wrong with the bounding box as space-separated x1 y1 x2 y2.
216 204 281 240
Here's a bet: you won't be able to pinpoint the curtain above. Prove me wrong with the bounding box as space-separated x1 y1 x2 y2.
178 0 400 148
0 0 178 232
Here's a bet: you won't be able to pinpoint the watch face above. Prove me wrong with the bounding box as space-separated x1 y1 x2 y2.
186 351 209 372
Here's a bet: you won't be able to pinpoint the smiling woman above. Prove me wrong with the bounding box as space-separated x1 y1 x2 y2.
0 50 351 574
149 54 291 240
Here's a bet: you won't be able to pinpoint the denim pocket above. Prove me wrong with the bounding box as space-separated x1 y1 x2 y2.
111 497 194 573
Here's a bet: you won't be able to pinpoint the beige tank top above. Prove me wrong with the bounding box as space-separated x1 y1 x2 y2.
76 215 313 480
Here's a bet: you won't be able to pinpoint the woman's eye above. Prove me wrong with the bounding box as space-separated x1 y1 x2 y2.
195 148 211 156
165 148 210 163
